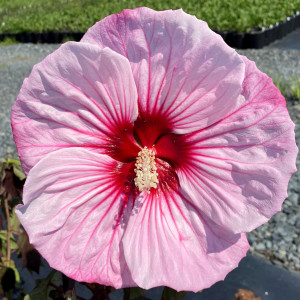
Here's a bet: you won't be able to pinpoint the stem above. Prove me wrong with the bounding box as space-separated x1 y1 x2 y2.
4 197 11 262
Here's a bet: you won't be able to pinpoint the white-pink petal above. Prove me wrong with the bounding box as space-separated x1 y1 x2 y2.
178 56 298 233
15 148 135 288
122 190 249 292
81 7 245 134
11 42 138 175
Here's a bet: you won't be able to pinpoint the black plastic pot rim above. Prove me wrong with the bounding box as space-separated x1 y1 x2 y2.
214 12 300 49
0 12 300 49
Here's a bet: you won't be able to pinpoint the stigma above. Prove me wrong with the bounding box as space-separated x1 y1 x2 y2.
134 146 159 193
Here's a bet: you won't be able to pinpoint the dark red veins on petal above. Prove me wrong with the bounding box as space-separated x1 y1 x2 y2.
113 161 139 203
154 158 180 195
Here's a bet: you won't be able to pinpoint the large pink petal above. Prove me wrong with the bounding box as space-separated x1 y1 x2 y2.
81 7 245 134
122 189 249 292
11 42 138 175
177 56 298 233
15 148 136 288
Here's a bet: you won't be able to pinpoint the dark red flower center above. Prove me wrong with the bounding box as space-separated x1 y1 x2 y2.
104 113 192 195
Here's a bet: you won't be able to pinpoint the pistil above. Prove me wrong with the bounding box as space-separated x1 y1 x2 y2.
134 147 159 193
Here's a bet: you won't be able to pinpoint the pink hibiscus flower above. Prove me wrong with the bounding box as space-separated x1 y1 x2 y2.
12 8 297 292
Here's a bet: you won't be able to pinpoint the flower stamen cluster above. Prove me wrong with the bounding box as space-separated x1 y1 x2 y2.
134 147 158 193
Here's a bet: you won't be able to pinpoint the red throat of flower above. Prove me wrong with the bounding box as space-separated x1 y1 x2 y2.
104 113 190 196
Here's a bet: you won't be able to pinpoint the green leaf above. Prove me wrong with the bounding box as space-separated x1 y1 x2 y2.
10 207 21 232
161 287 187 300
0 230 18 251
13 164 26 181
1 166 24 202
129 287 147 299
0 158 25 181
25 270 62 300
5 158 21 166
1 258 20 286
0 230 7 240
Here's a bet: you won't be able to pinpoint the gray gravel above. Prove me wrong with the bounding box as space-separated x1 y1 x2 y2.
247 101 300 272
237 49 300 273
0 44 59 158
238 48 300 82
1 43 300 272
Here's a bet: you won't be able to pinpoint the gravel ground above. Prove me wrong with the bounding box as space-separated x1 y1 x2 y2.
247 100 300 272
238 48 300 273
0 44 60 157
1 43 300 273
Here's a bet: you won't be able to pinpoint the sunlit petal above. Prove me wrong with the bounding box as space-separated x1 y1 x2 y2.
178 56 298 233
11 42 138 174
122 190 249 292
82 7 245 134
16 148 136 288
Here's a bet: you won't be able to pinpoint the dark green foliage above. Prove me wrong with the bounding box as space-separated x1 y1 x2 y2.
0 0 299 34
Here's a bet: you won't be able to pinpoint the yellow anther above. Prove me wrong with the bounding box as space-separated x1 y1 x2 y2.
134 146 159 193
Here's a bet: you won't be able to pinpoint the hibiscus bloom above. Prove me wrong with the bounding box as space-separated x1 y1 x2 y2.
12 8 297 292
